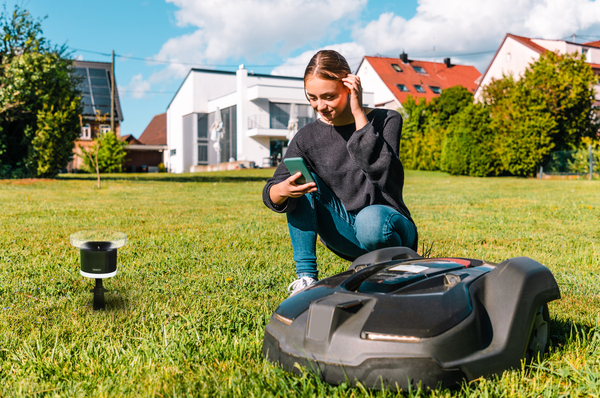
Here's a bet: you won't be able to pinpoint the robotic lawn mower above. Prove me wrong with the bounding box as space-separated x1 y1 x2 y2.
263 247 560 390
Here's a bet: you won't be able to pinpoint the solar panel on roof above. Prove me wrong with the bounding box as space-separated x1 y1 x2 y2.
94 97 111 106
93 87 110 97
88 68 107 77
90 77 109 87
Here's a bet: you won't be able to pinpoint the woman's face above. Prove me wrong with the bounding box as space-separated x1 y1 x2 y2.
305 76 349 124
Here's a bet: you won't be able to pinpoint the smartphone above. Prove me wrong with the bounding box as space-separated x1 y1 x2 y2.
283 157 315 184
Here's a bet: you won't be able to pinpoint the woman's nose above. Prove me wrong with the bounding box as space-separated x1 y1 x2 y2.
316 100 326 110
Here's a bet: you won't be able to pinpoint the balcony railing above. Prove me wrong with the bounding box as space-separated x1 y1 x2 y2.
247 115 314 130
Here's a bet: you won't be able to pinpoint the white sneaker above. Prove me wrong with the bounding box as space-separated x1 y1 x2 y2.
287 276 318 296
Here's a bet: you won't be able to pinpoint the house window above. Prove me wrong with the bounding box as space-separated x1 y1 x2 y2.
583 48 591 62
81 124 91 140
99 124 111 134
506 52 511 62
412 65 426 74
396 84 410 92
197 113 208 165
391 64 403 72
413 85 426 93
170 149 176 156
269 103 314 130
429 86 442 94
219 106 237 163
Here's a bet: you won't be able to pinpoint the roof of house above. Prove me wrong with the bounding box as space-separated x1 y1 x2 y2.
139 113 166 146
73 60 124 122
361 56 481 104
506 33 548 54
120 134 143 145
584 40 600 49
477 34 600 97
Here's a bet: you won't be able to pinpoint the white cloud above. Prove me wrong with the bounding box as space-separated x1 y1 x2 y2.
352 0 600 72
151 0 366 81
271 42 366 77
122 74 151 99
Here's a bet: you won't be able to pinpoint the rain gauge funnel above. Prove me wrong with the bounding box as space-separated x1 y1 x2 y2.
70 230 127 310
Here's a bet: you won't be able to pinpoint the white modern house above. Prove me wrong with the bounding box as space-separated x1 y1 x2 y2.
166 66 375 173
474 34 600 103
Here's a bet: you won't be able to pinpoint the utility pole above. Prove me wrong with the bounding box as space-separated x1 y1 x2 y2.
111 50 115 134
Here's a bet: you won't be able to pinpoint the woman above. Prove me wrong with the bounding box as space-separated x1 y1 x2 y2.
262 50 417 295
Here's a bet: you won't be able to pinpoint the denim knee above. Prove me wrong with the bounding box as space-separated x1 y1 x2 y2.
354 205 413 251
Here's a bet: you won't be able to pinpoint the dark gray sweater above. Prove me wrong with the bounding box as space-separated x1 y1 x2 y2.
262 109 414 227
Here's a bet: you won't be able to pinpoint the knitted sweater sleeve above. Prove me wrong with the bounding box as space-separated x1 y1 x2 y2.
346 110 404 197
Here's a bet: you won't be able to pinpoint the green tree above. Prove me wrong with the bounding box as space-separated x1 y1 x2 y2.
440 103 502 177
482 51 598 176
0 5 81 178
399 86 474 171
80 131 127 174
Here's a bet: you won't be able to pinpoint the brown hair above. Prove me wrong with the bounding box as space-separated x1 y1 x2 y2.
303 50 351 83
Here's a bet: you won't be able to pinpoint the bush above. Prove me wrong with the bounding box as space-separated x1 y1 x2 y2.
440 103 501 176
400 86 473 171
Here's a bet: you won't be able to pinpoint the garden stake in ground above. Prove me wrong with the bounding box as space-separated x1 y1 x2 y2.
70 230 127 310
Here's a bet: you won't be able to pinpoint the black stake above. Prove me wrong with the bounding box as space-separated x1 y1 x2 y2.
91 278 108 310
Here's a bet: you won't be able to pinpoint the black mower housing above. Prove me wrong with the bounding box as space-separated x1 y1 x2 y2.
263 247 560 390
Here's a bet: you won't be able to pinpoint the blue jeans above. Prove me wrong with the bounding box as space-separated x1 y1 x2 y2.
286 174 417 279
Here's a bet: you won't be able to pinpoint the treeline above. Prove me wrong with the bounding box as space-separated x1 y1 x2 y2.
0 5 81 178
399 51 599 177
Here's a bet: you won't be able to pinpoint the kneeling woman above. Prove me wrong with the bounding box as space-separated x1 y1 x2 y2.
262 50 418 295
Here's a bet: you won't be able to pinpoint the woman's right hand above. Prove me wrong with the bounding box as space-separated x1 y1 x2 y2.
269 172 317 205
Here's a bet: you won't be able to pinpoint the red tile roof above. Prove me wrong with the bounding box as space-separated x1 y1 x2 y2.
584 40 600 49
363 56 481 104
505 33 547 54
120 134 143 145
139 113 166 145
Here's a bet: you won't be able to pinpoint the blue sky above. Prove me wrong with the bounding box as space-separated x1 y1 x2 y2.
5 0 600 138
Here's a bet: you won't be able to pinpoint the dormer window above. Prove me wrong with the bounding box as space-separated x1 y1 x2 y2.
413 85 426 93
412 65 426 74
81 124 91 140
429 86 442 94
396 84 410 92
391 64 403 72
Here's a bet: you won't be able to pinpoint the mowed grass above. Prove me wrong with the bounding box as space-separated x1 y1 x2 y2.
0 170 599 397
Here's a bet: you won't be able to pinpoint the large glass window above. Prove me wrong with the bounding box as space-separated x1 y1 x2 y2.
270 103 314 130
197 113 208 165
220 106 237 162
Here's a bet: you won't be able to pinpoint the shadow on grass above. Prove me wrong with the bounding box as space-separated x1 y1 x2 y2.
56 173 271 184
548 316 593 348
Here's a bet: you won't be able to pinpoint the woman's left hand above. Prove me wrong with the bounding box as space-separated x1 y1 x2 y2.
342 74 368 129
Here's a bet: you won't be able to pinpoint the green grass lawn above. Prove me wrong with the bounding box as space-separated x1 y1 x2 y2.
0 170 599 397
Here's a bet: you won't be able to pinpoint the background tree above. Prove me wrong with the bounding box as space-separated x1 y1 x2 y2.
79 111 127 188
399 86 473 171
440 102 501 177
482 51 598 176
0 5 81 178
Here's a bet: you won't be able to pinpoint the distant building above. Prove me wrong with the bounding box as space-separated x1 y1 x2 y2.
67 60 124 171
123 113 167 172
474 33 600 104
356 54 481 109
166 65 375 173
